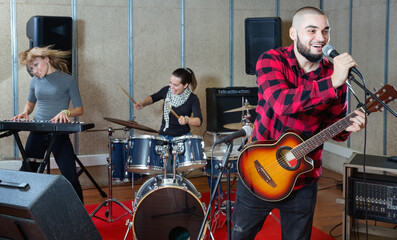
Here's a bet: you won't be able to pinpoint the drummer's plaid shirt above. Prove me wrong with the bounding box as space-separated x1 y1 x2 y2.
251 44 351 190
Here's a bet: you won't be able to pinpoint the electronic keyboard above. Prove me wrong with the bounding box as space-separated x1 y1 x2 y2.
0 120 94 133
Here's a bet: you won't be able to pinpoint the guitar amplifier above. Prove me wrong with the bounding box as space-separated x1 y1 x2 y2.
206 87 258 132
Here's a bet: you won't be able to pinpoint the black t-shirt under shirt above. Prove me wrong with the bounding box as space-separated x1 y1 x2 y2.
151 86 203 137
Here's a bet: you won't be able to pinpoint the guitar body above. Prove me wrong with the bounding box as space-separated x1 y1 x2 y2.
238 130 314 201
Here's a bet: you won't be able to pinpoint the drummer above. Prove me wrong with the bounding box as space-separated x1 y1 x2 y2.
134 67 203 171
134 67 202 138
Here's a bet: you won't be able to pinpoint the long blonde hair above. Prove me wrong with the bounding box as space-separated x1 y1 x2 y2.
18 45 71 74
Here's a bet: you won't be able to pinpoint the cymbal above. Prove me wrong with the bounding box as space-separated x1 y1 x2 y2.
224 105 257 113
103 117 158 133
86 128 125 132
223 122 243 130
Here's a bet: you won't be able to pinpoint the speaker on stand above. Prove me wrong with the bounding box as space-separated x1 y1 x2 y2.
26 15 73 73
245 17 282 75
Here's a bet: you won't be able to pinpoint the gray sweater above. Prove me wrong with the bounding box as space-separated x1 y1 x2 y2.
28 70 82 120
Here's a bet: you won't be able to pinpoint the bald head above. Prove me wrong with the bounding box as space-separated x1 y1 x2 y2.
292 6 326 29
289 6 330 65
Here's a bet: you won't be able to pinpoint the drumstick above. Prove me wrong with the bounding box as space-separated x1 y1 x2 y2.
117 83 137 104
164 101 180 119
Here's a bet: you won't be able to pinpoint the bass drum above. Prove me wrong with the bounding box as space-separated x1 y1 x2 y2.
133 175 206 240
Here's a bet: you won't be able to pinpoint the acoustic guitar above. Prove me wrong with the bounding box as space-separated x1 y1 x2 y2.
237 84 397 201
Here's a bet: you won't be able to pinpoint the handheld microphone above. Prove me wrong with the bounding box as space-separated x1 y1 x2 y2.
322 44 363 79
214 125 253 145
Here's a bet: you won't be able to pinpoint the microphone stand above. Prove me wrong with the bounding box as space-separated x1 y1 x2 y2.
349 74 397 117
197 141 233 240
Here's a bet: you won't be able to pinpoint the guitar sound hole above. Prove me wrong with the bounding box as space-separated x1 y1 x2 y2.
276 146 300 171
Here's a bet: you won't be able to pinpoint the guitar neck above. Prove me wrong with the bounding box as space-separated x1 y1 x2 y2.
291 107 364 159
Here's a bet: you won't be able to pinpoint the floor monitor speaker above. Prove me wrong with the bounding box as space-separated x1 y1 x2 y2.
0 169 101 240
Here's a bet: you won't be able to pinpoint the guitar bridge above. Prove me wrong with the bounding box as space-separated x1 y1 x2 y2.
254 160 277 188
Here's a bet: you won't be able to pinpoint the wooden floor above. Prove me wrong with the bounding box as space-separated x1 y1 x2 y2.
83 167 346 239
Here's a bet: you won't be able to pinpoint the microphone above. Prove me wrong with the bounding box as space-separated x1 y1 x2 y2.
322 44 363 79
214 125 253 145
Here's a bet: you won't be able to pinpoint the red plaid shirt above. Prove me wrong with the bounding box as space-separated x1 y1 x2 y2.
252 44 351 190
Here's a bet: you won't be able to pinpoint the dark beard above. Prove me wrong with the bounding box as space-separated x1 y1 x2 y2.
296 36 323 63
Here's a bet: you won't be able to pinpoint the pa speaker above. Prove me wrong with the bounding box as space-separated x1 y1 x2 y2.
206 87 258 132
0 169 101 240
245 17 282 75
26 16 72 73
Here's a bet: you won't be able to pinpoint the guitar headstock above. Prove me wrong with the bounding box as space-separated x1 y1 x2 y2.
366 84 397 114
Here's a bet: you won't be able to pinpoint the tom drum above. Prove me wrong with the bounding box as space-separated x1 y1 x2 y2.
171 135 206 172
128 135 169 175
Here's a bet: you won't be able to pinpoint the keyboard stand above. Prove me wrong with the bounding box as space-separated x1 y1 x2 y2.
11 130 32 172
11 131 107 198
38 132 56 174
75 155 107 197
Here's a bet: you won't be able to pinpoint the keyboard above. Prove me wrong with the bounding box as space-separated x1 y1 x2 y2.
0 120 95 133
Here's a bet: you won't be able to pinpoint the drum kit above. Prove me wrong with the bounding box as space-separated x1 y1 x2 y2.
90 117 210 240
89 97 255 239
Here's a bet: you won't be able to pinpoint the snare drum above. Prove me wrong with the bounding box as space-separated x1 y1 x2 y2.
171 135 206 172
133 175 206 240
111 138 132 182
128 135 169 175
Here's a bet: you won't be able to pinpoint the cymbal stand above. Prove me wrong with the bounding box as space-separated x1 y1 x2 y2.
90 127 133 222
241 98 252 126
210 168 235 231
198 142 234 240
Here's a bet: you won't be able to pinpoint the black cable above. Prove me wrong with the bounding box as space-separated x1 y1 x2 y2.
329 222 342 238
361 85 369 240
202 130 208 139
317 176 343 191
321 176 342 183
317 184 338 191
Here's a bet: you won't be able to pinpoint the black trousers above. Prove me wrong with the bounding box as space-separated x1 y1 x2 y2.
232 179 317 240
20 132 84 203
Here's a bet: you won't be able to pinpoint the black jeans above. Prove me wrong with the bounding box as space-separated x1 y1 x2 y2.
232 179 317 240
20 132 84 203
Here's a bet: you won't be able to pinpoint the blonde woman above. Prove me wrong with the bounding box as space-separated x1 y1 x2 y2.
12 45 84 203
